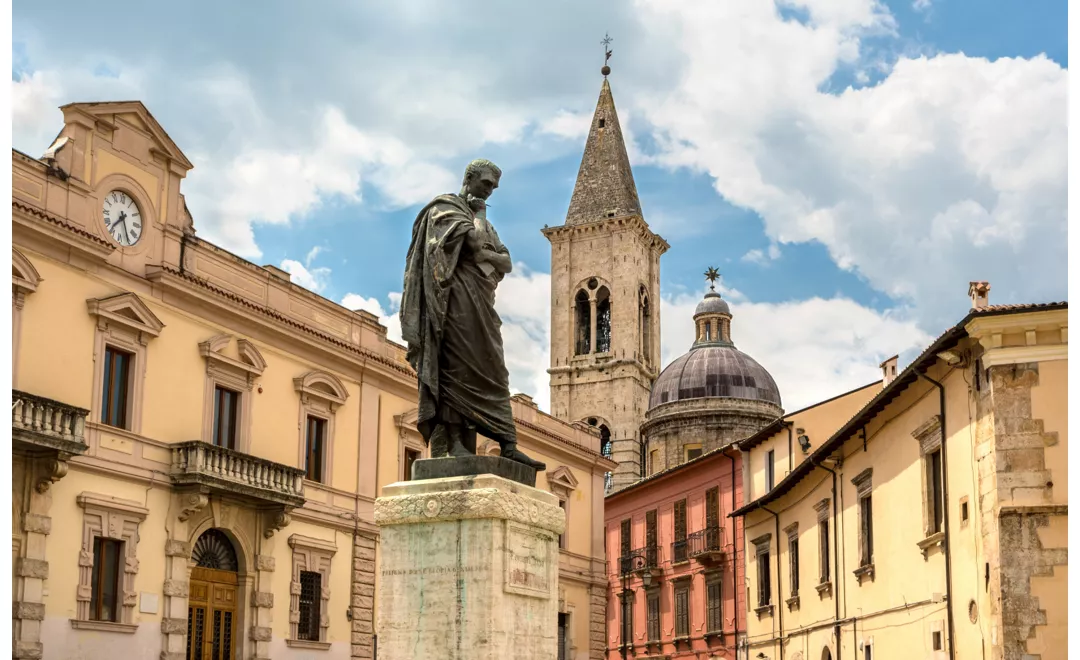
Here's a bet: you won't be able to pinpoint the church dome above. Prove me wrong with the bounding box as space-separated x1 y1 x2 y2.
648 345 781 409
695 291 730 317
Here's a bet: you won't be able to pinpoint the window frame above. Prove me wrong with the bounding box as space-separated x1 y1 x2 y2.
287 534 337 648
785 522 800 608
304 415 328 483
852 468 875 582
101 345 133 429
752 534 773 615
765 449 776 491
673 499 688 563
645 588 661 642
912 415 945 540
294 370 349 485
814 498 832 593
618 589 634 650
297 569 323 641
673 577 691 639
706 573 723 634
90 536 124 622
74 492 148 630
684 443 703 462
200 335 265 454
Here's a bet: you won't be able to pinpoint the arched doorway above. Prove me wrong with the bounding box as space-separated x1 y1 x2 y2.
187 529 240 660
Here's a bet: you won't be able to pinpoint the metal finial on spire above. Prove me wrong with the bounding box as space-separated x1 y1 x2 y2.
601 33 613 76
704 267 721 292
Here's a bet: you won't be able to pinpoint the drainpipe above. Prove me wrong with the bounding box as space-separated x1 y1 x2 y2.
727 450 740 652
761 505 784 660
916 369 956 660
813 458 842 657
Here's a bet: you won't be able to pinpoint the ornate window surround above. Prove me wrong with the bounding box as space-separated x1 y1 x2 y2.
851 468 875 583
73 492 149 632
87 292 164 434
394 408 429 478
199 334 266 453
12 248 42 386
912 415 947 557
546 466 578 550
814 497 833 597
287 534 336 649
293 370 349 484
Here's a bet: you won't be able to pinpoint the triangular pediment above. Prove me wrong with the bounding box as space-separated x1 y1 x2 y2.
395 407 420 431
86 292 164 338
547 465 579 492
61 101 193 171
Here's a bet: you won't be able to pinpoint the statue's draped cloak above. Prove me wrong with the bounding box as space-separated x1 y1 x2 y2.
400 193 517 445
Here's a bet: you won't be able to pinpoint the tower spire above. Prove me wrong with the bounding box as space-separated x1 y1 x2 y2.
564 50 641 226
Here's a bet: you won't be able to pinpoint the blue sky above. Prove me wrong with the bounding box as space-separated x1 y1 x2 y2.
12 0 1067 410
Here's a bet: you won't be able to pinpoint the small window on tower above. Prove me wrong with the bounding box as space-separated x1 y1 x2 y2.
599 118 606 128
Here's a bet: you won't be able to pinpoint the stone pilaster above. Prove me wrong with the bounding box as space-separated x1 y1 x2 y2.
350 532 377 659
589 585 607 660
159 537 192 660
249 553 276 660
13 460 58 660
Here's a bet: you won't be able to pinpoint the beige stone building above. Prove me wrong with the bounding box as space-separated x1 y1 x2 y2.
733 286 1068 660
11 101 615 660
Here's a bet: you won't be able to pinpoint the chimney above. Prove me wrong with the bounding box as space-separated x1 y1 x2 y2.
264 264 292 282
880 355 899 387
968 281 990 310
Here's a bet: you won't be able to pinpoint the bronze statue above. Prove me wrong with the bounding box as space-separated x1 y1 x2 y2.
400 159 546 472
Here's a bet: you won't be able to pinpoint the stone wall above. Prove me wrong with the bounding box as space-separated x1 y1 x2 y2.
975 361 1067 660
642 397 779 474
350 532 377 659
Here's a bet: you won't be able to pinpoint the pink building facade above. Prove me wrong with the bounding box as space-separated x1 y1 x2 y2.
604 448 746 659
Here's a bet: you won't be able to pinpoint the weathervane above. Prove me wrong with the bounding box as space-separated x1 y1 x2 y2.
704 267 721 292
601 33 613 76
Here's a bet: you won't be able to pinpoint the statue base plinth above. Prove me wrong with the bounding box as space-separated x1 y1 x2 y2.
375 474 566 660
412 455 537 487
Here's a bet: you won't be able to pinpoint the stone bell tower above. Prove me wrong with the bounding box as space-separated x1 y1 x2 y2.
542 65 668 493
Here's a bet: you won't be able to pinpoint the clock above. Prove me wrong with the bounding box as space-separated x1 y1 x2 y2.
102 190 143 246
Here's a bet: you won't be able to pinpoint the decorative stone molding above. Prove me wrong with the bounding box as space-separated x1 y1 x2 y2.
294 370 348 484
171 441 305 509
394 407 428 480
86 292 163 434
177 491 209 522
265 510 294 539
75 492 149 624
375 484 566 535
288 534 337 644
12 248 42 385
546 465 579 500
350 533 377 659
199 334 266 452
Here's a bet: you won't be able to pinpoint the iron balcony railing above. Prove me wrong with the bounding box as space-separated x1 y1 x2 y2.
619 545 660 575
688 526 725 559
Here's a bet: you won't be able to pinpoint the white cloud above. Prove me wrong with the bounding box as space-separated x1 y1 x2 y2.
305 246 325 266
660 290 931 411
913 0 932 12
280 259 331 293
634 2 1066 328
340 292 403 345
540 110 592 140
741 243 782 265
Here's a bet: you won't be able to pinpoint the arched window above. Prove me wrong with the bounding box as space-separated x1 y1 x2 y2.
599 424 613 492
192 529 239 571
595 287 611 353
575 290 591 355
640 287 652 366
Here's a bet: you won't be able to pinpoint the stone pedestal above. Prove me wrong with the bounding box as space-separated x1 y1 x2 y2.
375 474 565 660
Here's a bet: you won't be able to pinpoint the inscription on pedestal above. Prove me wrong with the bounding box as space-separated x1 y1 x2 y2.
504 522 553 598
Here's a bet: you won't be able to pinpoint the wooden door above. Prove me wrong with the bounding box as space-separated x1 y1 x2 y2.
187 567 238 660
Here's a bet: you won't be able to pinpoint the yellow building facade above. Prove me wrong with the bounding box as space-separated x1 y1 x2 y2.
11 101 615 660
734 292 1067 660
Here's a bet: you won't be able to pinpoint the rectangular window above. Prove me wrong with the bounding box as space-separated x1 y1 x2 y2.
860 494 874 566
674 585 690 637
932 631 943 651
819 519 830 583
403 447 420 482
789 536 800 596
90 537 123 622
101 346 132 429
864 643 873 660
685 444 703 462
298 570 322 641
645 509 658 567
305 416 326 482
757 550 771 607
212 386 240 450
646 592 660 642
650 449 660 475
706 580 723 633
765 449 775 490
928 448 943 533
673 499 688 563
620 518 632 573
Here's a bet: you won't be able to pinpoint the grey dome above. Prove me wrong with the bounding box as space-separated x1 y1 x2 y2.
695 292 730 317
649 345 782 409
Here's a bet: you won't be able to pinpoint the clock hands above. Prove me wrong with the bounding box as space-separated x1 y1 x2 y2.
116 210 131 244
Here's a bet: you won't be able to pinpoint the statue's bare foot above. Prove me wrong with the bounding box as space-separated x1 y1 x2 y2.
500 443 546 471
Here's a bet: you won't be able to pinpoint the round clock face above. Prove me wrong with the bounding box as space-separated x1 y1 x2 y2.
102 190 142 246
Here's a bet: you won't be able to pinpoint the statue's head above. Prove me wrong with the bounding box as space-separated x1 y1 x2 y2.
461 158 502 201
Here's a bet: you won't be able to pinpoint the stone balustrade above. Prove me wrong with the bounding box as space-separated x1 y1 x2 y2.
171 441 306 507
12 389 89 455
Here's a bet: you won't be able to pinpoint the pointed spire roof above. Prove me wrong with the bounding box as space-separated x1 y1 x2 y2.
564 78 642 225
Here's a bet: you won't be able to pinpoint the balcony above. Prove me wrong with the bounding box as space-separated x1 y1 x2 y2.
12 390 89 456
672 538 689 564
171 441 306 509
688 526 725 564
619 545 660 576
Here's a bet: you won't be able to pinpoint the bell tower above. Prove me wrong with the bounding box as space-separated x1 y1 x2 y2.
542 62 668 493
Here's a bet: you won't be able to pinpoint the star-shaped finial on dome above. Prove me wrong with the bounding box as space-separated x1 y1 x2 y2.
704 267 721 291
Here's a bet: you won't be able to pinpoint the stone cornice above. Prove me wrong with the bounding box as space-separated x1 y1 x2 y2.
541 214 670 254
12 200 115 261
145 264 416 395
